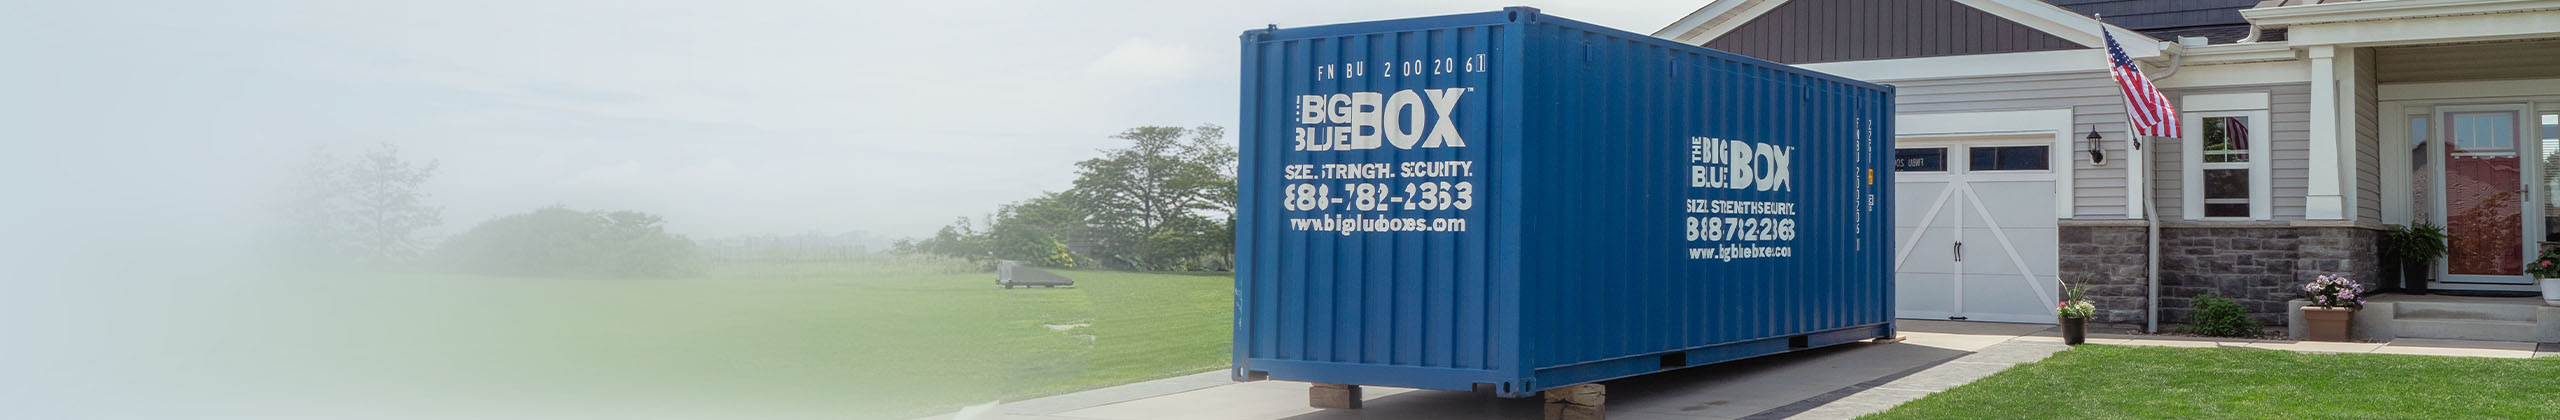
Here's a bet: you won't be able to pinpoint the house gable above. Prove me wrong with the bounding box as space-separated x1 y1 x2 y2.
1701 0 2085 64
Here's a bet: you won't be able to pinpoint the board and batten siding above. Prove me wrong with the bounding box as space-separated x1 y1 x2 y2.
1891 70 2130 218
2153 83 2314 220
1700 0 2080 65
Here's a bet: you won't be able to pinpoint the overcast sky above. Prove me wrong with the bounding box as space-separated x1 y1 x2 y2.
6 0 1707 241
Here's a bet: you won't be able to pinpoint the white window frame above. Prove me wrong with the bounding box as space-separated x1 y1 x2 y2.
2182 108 2273 221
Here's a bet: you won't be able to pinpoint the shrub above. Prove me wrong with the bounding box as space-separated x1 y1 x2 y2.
2380 221 2448 262
2186 295 2261 338
434 206 702 278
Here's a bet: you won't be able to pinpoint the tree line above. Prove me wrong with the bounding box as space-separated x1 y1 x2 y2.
893 124 1237 272
277 143 700 278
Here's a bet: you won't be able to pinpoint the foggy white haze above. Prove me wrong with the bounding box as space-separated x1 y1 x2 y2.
6 1 1707 418
9 0 1700 242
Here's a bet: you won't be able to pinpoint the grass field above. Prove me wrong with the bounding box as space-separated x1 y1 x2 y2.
1862 345 2560 419
138 258 1233 419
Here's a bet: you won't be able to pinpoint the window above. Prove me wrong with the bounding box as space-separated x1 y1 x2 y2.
2411 116 2431 223
1894 148 1946 172
2199 117 2251 218
2542 113 2560 241
2181 107 2271 220
1967 146 2049 171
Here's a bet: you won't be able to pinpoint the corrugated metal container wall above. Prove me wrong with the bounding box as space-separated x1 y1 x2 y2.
1236 7 1895 398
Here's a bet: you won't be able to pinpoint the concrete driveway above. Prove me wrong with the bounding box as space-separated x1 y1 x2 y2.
922 320 2067 420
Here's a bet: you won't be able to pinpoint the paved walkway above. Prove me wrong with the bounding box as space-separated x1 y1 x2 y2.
921 321 2560 420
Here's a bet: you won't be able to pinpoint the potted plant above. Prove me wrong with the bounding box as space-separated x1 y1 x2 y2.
2380 222 2447 295
2529 247 2560 306
2298 274 2364 341
2055 281 2094 345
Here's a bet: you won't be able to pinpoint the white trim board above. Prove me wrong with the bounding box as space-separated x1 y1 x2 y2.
1796 49 2105 83
1896 109 2078 219
2156 61 2310 89
1652 0 1783 44
2379 79 2560 102
2243 0 2560 28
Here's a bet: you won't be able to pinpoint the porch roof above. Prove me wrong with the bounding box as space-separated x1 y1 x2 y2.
2241 0 2560 46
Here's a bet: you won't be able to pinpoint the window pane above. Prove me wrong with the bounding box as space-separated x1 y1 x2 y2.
2205 203 2250 218
1894 148 1945 172
2199 116 2250 162
2412 116 2429 149
2204 168 2248 200
2413 116 2431 223
2543 114 2560 241
1967 146 2049 171
2543 114 2557 141
2203 117 2231 151
2451 112 2517 151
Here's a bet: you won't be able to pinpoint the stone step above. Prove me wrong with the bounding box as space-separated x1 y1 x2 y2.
2389 318 2545 342
2393 301 2540 322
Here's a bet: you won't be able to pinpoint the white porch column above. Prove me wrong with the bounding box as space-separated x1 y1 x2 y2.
2304 46 2358 220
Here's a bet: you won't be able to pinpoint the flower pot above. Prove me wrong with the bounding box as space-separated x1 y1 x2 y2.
2301 306 2354 342
2540 278 2560 306
2401 259 2430 295
2059 316 2087 345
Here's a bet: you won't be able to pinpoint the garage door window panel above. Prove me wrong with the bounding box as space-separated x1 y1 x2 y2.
1896 148 1947 172
1967 146 2050 171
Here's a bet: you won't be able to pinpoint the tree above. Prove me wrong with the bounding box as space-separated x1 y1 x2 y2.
896 124 1238 271
1066 124 1235 270
983 193 1087 267
277 147 352 266
345 144 444 267
273 143 442 268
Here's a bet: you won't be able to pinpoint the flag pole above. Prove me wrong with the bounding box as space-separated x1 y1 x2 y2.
2103 12 2164 334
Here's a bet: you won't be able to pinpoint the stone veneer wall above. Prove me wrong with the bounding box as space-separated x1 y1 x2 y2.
2060 222 2382 327
2059 223 2149 324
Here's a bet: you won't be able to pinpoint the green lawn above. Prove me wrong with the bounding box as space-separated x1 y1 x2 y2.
171 259 1232 419
1863 345 2560 419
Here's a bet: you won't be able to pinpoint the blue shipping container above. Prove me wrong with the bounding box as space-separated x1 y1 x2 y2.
1234 7 1897 398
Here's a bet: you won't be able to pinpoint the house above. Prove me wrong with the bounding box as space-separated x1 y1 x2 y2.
1655 0 2560 330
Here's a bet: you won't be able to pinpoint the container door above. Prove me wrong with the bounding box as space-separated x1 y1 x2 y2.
1892 139 2060 324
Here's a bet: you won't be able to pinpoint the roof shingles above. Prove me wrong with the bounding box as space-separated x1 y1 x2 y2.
2039 0 2268 43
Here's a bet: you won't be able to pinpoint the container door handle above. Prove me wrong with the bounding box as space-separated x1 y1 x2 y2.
1953 241 1963 262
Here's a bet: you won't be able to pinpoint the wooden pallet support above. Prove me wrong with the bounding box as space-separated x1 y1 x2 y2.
1871 335 1908 344
1309 383 1361 409
1542 383 1604 420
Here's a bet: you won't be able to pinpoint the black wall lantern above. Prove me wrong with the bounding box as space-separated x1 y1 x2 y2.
2086 125 2107 166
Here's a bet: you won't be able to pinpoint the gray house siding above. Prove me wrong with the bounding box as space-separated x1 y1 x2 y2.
1892 70 2130 218
2153 83 2314 220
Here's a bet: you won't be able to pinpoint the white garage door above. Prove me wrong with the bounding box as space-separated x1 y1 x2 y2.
1892 139 2062 324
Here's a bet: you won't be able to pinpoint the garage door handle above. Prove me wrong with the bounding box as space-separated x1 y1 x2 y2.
1953 241 1963 262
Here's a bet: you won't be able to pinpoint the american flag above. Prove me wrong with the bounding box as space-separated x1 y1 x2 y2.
2105 28 2179 138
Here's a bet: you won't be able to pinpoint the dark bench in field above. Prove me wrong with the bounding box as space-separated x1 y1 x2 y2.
997 260 1073 289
